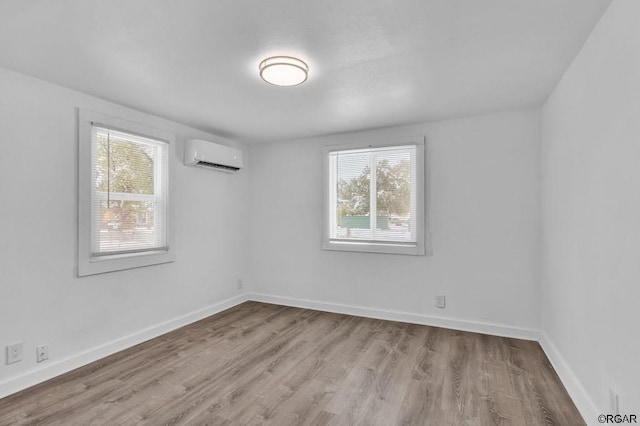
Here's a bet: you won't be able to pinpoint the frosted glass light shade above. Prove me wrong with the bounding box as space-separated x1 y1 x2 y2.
259 56 308 86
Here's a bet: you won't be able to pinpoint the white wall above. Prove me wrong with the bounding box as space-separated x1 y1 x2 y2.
0 67 250 395
540 0 640 418
249 109 541 336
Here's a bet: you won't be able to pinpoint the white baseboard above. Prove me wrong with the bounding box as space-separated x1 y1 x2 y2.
539 332 598 426
247 293 540 341
0 294 249 400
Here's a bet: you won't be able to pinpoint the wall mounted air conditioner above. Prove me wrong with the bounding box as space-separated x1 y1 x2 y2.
184 139 243 173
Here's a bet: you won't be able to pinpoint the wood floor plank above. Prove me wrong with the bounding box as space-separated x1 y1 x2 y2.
0 302 585 426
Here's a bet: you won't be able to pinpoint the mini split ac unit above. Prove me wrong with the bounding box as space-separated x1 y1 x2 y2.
184 139 243 173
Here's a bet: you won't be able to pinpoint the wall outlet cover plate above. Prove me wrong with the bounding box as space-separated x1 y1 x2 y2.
7 342 23 364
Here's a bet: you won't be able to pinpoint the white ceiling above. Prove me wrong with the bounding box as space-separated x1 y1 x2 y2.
0 0 611 143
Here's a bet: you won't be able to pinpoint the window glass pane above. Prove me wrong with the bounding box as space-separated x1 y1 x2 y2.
336 152 372 240
95 131 155 195
91 126 167 256
329 145 417 244
375 149 413 242
96 200 158 252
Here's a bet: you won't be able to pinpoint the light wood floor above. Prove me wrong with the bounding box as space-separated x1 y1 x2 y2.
0 302 584 425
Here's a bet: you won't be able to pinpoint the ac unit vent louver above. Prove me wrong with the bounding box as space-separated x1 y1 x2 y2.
195 160 241 172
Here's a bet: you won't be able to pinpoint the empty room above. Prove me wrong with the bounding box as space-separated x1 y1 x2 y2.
0 0 638 425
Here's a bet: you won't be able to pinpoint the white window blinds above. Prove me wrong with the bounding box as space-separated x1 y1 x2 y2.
328 145 417 244
90 125 169 257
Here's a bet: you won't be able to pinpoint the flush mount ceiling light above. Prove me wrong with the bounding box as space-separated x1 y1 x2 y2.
259 56 309 87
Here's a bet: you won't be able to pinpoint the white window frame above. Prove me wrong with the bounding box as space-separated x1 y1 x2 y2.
78 109 175 276
323 137 427 256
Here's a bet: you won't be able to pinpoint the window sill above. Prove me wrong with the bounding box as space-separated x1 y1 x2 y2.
322 240 426 256
78 250 175 276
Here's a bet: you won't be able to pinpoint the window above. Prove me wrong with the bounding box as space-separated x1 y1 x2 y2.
323 138 426 255
78 110 175 276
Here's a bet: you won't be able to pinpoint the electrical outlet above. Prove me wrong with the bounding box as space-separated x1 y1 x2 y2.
237 279 243 290
6 342 23 364
36 345 49 363
435 295 446 309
